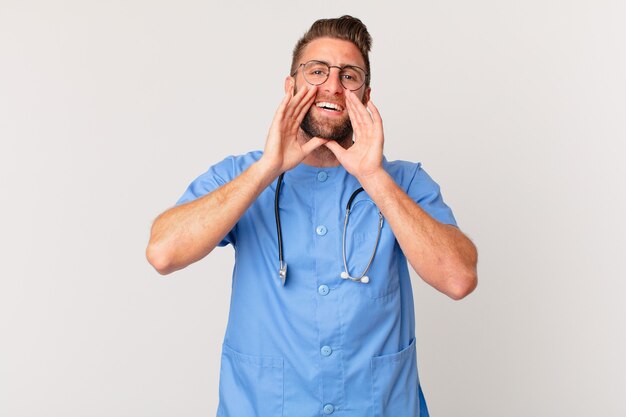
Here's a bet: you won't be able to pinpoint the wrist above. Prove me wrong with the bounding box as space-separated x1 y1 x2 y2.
356 167 388 187
253 157 282 184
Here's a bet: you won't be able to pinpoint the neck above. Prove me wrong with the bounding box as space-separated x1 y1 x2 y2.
298 129 353 168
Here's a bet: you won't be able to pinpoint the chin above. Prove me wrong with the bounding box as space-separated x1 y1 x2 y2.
301 111 352 142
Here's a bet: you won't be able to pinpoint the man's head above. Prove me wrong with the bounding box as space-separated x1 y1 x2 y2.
287 16 373 142
290 16 372 88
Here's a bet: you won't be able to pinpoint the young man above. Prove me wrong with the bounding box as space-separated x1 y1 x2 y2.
147 15 477 417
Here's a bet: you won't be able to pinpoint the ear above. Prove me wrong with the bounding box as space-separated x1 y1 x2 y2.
284 76 295 94
362 86 371 104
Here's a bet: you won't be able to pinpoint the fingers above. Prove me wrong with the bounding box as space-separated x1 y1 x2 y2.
273 90 292 123
345 90 385 145
323 140 347 160
345 90 372 141
367 100 380 121
344 90 359 125
284 84 314 121
344 91 366 140
291 86 317 125
301 136 328 156
271 84 316 135
366 99 383 134
343 91 359 136
346 90 372 126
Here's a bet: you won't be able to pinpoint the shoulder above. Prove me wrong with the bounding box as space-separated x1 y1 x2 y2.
382 156 447 196
212 150 263 177
198 150 263 183
174 150 264 206
383 156 457 226
382 157 422 187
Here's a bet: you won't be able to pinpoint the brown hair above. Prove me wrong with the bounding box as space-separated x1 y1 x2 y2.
291 15 373 87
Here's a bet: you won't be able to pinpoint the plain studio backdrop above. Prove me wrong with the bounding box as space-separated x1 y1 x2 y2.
1 0 624 416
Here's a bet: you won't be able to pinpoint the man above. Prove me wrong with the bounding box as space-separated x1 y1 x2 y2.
147 15 477 417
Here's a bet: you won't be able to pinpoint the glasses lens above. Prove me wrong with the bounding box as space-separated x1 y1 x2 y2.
301 61 367 90
340 67 366 90
303 61 329 85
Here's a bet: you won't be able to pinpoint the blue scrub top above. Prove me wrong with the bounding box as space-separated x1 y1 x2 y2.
176 151 457 417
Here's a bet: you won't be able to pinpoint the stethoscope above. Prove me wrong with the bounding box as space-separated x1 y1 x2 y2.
274 172 384 286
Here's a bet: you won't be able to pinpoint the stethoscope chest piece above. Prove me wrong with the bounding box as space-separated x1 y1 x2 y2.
279 261 287 286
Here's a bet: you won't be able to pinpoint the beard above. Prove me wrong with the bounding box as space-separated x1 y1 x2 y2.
300 108 353 142
294 84 358 142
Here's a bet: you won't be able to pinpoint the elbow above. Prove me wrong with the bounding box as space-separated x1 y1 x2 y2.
446 271 478 301
146 243 175 275
447 241 478 300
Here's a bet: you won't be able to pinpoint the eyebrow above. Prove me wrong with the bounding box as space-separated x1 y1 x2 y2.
312 59 365 70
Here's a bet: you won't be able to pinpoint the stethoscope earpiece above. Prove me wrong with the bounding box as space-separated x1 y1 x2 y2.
340 272 371 284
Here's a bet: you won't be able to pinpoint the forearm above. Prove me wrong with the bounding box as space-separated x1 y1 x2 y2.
146 160 279 275
358 170 478 300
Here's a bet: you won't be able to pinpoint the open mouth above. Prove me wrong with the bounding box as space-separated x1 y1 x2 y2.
315 101 344 113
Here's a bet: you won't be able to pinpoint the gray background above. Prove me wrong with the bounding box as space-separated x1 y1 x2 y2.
1 0 624 416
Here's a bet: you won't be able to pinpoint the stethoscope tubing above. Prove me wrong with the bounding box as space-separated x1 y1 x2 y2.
275 174 383 286
341 190 384 283
275 173 287 284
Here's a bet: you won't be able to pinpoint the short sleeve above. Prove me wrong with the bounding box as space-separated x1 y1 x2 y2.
406 164 458 227
174 156 237 247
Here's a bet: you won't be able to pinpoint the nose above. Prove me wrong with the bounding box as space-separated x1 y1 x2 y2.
323 67 345 95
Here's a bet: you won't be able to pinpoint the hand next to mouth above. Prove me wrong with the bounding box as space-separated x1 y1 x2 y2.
259 83 329 177
322 89 385 181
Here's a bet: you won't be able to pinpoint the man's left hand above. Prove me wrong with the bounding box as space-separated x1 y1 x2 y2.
322 90 384 180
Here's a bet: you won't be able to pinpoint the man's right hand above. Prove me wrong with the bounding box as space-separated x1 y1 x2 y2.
259 82 328 176
146 82 327 275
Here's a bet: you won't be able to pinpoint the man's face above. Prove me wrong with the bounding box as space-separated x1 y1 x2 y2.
290 37 371 142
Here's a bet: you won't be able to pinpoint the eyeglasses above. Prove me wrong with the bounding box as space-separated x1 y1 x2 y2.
291 60 368 91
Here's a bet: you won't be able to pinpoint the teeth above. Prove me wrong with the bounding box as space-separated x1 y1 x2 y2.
316 102 342 111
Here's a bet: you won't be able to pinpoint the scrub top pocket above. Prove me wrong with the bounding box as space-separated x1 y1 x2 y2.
370 338 420 417
216 343 283 417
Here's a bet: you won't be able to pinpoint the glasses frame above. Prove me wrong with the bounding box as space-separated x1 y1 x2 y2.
291 60 369 91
